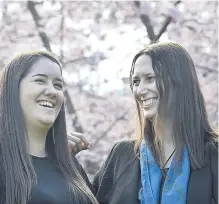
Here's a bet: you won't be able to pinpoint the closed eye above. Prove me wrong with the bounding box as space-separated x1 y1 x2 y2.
35 78 46 84
147 76 156 83
133 79 140 86
54 83 63 90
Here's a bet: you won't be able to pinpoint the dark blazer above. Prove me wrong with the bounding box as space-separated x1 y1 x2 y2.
93 140 218 204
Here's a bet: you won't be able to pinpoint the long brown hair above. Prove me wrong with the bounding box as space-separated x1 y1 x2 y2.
129 42 218 170
0 51 98 204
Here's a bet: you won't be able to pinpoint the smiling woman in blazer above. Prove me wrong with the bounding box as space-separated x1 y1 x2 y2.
69 42 218 204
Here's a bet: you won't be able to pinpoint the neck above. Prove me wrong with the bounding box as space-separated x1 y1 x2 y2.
27 126 49 157
156 124 174 143
156 122 175 167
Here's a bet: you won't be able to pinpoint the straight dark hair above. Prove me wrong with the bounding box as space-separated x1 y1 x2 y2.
129 42 218 170
0 51 98 204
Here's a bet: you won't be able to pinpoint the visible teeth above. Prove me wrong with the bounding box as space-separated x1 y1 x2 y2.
143 98 157 107
38 101 54 108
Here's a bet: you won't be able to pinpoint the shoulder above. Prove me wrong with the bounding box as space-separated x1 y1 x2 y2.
97 140 137 176
92 140 138 196
94 140 136 175
106 140 136 162
110 140 136 154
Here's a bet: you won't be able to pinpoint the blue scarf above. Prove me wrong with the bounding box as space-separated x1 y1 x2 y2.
139 139 190 204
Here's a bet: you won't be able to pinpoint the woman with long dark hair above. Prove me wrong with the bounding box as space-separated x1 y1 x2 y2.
69 42 218 204
0 51 98 204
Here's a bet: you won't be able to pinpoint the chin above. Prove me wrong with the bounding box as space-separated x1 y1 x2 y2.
41 120 54 126
143 111 156 120
37 116 56 127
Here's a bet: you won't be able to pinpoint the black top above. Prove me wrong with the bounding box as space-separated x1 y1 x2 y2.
0 155 92 204
29 156 71 204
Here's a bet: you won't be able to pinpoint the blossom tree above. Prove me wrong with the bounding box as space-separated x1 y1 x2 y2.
0 0 217 176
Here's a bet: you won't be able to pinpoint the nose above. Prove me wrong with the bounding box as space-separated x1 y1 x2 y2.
44 83 56 96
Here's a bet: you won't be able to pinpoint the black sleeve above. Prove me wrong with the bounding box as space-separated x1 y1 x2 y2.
92 140 136 204
210 142 218 203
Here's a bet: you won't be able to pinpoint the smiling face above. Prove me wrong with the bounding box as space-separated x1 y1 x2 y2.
19 57 64 129
132 54 159 119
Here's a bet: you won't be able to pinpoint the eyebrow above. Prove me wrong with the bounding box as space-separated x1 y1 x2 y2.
32 74 63 82
132 73 154 78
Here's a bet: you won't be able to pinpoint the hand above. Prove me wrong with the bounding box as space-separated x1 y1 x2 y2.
67 132 90 156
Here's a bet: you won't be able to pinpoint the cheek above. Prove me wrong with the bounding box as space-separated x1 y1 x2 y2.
152 83 159 95
19 86 29 106
20 87 35 102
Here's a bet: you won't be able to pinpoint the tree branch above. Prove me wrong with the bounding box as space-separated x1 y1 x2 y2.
27 1 51 51
195 64 218 74
134 1 182 43
90 110 129 147
133 1 155 41
63 56 88 66
154 1 181 42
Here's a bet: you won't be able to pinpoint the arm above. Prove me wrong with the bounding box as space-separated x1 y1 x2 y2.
92 140 138 204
